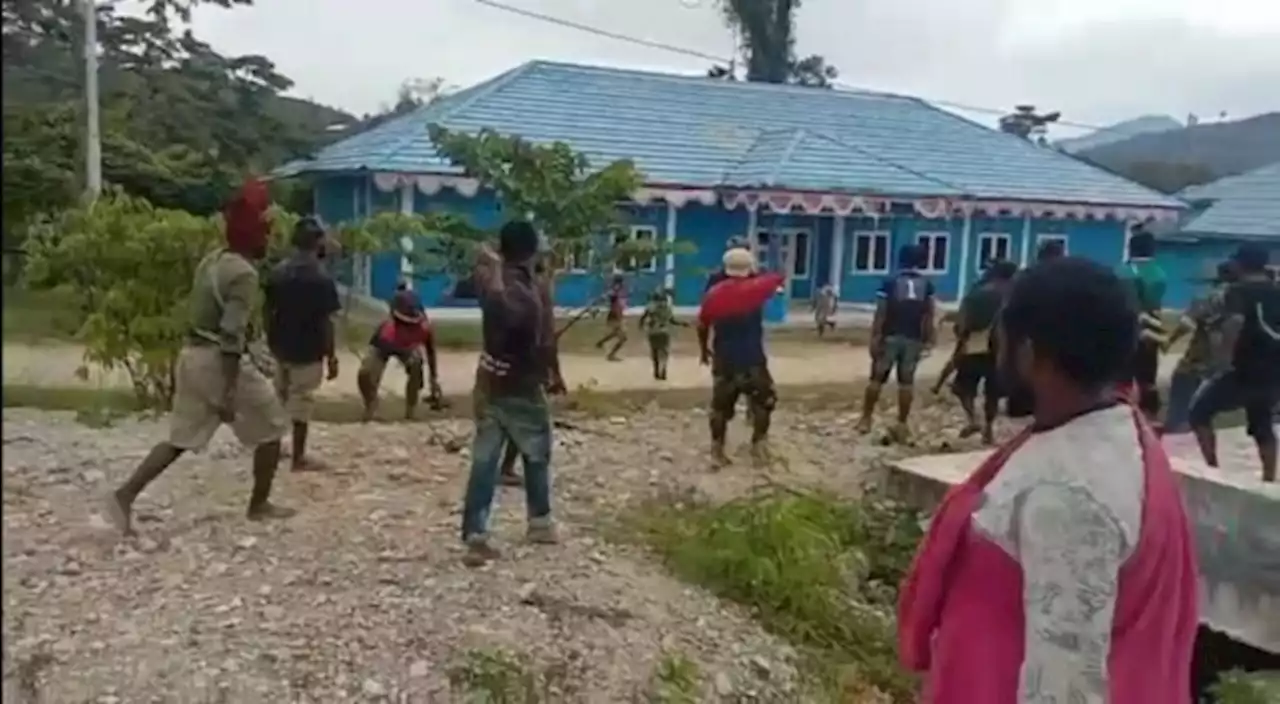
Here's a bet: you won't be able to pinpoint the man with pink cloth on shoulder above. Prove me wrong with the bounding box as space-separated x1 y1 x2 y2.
898 256 1199 704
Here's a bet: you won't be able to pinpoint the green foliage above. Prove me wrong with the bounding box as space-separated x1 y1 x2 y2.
1210 670 1280 704
427 125 685 285
20 189 392 410
645 651 702 704
446 647 581 703
631 488 923 702
1 0 353 242
712 0 838 87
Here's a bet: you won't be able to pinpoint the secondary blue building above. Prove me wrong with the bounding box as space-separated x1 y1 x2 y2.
276 60 1184 310
1157 162 1280 309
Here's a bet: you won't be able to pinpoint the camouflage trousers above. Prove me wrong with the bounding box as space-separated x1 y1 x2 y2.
709 364 776 444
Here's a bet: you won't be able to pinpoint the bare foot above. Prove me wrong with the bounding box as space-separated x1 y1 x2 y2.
104 492 135 537
959 423 980 438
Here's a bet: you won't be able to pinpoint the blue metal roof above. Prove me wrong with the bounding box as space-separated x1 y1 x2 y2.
279 60 1182 208
1176 161 1280 239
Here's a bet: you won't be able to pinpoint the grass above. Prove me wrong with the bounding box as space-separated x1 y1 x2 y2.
645 651 702 704
446 647 582 703
626 487 925 703
1210 670 1280 704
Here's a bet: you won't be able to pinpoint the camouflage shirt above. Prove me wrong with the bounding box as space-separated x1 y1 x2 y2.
641 299 676 335
1175 288 1229 376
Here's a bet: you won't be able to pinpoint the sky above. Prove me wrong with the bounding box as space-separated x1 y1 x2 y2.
184 0 1280 138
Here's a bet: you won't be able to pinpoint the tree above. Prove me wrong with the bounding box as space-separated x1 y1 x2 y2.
426 125 656 280
712 0 839 87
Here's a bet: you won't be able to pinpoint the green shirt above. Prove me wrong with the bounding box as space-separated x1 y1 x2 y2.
641 300 676 335
1119 259 1167 313
1175 288 1229 376
188 249 259 354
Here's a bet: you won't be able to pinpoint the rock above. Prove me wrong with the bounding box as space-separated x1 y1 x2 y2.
361 678 387 697
714 671 734 696
408 660 429 678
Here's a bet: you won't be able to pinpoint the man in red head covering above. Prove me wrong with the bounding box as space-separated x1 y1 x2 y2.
356 283 442 421
106 179 295 535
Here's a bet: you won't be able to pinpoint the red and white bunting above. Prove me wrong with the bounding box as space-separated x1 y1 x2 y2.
632 187 719 208
720 190 890 216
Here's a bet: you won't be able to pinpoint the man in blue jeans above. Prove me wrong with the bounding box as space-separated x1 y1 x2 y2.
460 220 566 566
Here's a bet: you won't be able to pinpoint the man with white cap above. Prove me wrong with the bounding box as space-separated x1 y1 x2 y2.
697 246 776 466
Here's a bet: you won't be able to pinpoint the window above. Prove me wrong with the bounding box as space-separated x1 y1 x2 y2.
1036 234 1068 256
852 231 890 273
916 232 949 272
789 230 811 279
631 226 658 272
562 240 593 273
1268 264 1280 282
977 233 1012 267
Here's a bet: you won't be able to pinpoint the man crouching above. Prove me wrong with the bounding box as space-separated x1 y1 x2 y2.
357 285 442 421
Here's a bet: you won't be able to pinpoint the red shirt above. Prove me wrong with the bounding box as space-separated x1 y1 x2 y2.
372 319 432 354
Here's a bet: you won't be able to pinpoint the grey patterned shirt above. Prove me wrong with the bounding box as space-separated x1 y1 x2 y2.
972 404 1143 704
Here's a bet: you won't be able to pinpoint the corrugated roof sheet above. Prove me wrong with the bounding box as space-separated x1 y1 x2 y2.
279 60 1182 208
1176 161 1280 239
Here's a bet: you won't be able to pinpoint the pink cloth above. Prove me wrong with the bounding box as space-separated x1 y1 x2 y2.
898 407 1199 704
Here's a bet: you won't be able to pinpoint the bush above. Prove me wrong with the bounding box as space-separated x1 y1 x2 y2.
1211 670 1280 704
630 488 923 702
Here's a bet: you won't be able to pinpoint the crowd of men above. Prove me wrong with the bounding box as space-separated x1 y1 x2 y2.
104 185 1279 568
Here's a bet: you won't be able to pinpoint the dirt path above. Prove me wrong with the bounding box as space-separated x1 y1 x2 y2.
2 342 1184 397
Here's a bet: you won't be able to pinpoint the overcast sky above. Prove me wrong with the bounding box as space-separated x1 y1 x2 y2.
187 0 1280 137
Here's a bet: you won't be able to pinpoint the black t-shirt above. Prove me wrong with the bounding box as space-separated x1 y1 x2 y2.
878 272 935 340
705 269 729 293
1226 278 1280 383
264 255 342 364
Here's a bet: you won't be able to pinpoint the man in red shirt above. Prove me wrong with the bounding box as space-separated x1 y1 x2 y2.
594 274 628 361
357 285 442 421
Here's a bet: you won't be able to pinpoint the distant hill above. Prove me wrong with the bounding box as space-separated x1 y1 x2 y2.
1077 112 1280 180
1056 115 1182 154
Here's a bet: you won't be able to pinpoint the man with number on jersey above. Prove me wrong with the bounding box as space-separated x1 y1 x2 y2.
859 243 936 441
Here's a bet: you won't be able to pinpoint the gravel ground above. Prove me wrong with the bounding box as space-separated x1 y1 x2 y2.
1 399 1003 703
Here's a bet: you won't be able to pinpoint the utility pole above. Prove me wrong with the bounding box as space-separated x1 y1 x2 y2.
83 0 102 199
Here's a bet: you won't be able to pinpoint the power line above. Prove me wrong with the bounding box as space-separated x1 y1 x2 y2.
471 0 1108 132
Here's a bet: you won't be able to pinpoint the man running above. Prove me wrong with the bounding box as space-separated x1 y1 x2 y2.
461 220 566 566
1162 261 1238 434
1119 225 1168 420
936 259 1017 443
105 180 294 535
263 216 341 471
594 274 628 361
638 288 685 380
357 285 442 421
1189 245 1280 482
813 284 838 337
698 247 776 467
859 243 936 440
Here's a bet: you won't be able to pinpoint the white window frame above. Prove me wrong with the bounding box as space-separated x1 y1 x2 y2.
1035 234 1069 256
1267 264 1280 282
977 232 1012 267
564 240 593 273
630 225 659 273
851 230 891 275
916 231 950 273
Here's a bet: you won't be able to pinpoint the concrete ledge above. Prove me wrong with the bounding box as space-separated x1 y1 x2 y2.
882 444 1280 654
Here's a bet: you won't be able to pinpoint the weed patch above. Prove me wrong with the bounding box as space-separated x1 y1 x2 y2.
628 487 923 702
1210 670 1280 704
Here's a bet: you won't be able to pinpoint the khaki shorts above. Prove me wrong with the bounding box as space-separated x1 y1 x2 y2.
168 346 289 451
359 346 423 389
274 360 325 422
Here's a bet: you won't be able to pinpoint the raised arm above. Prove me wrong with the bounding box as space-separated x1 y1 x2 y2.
1017 484 1125 704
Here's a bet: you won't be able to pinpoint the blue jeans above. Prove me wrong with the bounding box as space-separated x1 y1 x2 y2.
1164 369 1205 434
460 379 553 543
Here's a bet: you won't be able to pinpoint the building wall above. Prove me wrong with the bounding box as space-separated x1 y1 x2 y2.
1157 238 1280 309
313 174 1137 308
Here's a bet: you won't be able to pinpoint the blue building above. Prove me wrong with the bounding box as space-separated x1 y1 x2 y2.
276 60 1184 310
1158 162 1280 309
